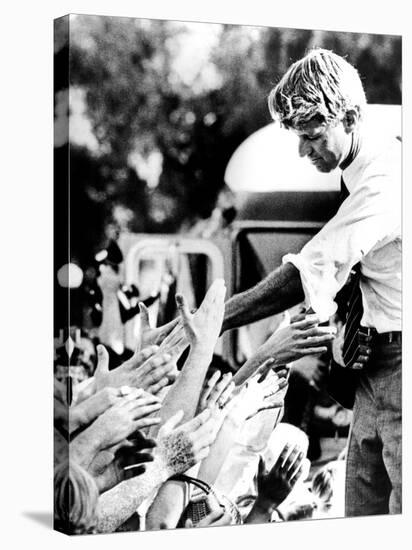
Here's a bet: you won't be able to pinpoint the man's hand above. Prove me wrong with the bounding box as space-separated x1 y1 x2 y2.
138 302 181 350
197 371 235 413
94 344 177 395
226 362 288 425
175 279 226 352
252 366 289 415
154 409 218 477
90 431 156 493
70 387 127 433
256 444 305 509
73 389 161 463
259 314 335 367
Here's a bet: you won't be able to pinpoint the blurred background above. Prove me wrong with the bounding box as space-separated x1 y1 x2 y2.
54 15 401 269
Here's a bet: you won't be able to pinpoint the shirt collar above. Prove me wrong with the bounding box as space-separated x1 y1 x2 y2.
341 131 363 193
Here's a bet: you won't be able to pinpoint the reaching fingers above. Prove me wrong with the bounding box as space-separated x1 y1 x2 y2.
282 445 301 473
274 367 288 379
156 316 180 342
296 335 335 350
123 464 146 479
95 344 110 376
118 388 146 403
256 358 276 381
216 380 235 409
148 376 170 396
291 315 322 330
130 345 159 368
144 351 173 370
118 449 154 469
119 389 157 406
277 377 289 391
161 336 187 359
276 444 292 471
289 312 308 324
259 399 283 412
139 352 176 386
147 361 177 386
139 302 152 330
159 323 186 352
208 373 233 407
180 409 211 434
257 455 267 479
288 456 305 484
202 370 222 404
129 403 162 420
298 346 329 356
175 293 195 332
299 325 336 338
126 431 157 450
134 416 161 430
262 380 280 399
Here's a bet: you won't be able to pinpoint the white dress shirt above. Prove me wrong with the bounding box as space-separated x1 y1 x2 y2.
283 135 401 333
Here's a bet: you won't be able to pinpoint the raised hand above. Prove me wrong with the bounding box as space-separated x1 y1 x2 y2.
226 362 288 424
91 390 161 449
175 279 226 352
154 409 218 477
94 344 177 395
259 314 336 367
71 389 161 470
138 302 181 350
250 367 289 416
70 386 131 433
90 432 156 493
256 444 305 508
198 370 235 413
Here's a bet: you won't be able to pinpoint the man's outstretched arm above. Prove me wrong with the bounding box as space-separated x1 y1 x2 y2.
221 263 304 333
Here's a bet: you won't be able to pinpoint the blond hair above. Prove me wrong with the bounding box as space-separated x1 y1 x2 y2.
54 460 99 535
268 48 367 129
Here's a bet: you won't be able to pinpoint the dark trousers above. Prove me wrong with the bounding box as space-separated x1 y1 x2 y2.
345 339 402 516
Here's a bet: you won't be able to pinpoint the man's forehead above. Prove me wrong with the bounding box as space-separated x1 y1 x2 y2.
293 118 327 136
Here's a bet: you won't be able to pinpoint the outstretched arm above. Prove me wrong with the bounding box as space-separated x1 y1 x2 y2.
222 263 304 333
233 314 335 386
151 280 226 433
97 265 124 355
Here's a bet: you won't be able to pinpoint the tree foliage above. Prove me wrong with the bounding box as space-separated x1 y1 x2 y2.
61 15 401 265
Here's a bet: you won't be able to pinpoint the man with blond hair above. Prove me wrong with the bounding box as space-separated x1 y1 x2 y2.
222 48 401 517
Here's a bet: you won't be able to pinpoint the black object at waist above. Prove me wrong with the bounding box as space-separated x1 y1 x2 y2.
361 327 402 345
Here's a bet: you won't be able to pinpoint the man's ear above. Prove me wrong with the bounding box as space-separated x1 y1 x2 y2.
343 107 360 133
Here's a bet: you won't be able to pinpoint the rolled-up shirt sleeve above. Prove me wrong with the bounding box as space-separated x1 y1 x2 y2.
283 172 400 322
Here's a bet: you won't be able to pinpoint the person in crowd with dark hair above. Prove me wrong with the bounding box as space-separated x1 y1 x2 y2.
221 48 401 516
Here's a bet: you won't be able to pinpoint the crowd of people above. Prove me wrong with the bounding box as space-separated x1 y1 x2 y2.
54 263 345 534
